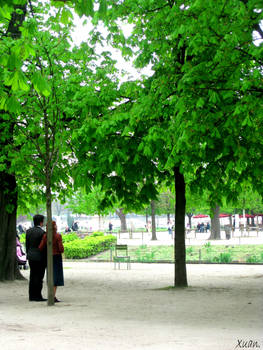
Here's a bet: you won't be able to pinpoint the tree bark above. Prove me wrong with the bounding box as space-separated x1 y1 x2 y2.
251 210 255 226
0 173 18 281
0 4 27 282
115 208 127 231
210 205 221 239
186 213 193 228
98 214 102 231
151 200 157 240
229 215 232 227
46 179 54 306
174 167 187 287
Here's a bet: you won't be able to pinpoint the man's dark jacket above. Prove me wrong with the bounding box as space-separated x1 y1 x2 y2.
26 226 46 261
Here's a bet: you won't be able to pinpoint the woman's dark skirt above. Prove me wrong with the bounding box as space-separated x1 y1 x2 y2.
53 254 64 286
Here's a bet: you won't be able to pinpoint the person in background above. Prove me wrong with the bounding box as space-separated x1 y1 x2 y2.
65 226 71 233
72 221 79 231
39 221 64 302
167 221 173 236
109 222 113 232
26 214 47 302
18 224 25 234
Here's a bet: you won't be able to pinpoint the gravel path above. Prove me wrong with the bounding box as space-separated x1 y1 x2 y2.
0 262 262 350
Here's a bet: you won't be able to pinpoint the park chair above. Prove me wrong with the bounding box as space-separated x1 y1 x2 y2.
113 244 131 270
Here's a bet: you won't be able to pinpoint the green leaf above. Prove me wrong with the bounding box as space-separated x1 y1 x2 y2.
32 71 51 97
61 8 73 25
75 0 94 17
6 95 20 113
98 0 107 17
196 97 205 108
4 70 28 92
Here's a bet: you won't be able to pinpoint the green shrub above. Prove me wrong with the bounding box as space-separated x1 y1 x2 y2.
246 255 259 263
186 247 194 255
62 233 79 243
212 256 220 263
204 242 212 254
64 234 116 259
218 252 233 263
141 251 155 262
91 231 104 237
134 249 155 262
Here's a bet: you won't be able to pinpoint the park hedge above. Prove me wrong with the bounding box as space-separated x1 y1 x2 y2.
63 234 116 259
61 233 79 243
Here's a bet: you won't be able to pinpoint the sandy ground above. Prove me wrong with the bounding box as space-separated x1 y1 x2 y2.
0 262 262 350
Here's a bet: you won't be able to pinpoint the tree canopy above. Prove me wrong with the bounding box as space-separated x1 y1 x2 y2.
0 0 263 290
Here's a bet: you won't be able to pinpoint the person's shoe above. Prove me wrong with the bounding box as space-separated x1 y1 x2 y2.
54 297 61 303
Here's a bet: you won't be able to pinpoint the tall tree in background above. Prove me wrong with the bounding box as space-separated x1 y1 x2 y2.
68 186 110 230
150 200 157 240
156 190 175 223
115 208 128 232
0 2 27 281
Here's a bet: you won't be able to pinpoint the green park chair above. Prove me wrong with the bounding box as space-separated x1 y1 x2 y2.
113 244 131 270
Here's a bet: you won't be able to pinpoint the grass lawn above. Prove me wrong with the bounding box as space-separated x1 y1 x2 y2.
90 244 263 264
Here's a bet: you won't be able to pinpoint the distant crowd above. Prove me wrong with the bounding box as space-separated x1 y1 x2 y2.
196 222 210 233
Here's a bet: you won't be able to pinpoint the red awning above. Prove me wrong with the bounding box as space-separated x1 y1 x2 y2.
219 214 230 218
239 214 255 218
193 214 209 218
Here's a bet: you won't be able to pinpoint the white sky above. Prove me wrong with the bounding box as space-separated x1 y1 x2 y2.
71 16 153 82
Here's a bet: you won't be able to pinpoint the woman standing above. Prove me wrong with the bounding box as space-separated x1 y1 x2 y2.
39 221 64 302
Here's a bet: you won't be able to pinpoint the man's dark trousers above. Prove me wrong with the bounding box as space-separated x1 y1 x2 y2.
29 260 46 300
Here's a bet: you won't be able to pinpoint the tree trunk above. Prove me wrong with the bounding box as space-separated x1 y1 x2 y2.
186 213 193 228
243 208 246 228
98 214 102 231
151 200 157 240
229 215 232 227
0 4 27 282
46 176 54 306
0 173 18 281
116 208 127 231
251 210 255 226
210 205 221 239
174 167 187 287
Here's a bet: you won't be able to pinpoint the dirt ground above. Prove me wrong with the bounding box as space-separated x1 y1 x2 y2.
0 262 262 350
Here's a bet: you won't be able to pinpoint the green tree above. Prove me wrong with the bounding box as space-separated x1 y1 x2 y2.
77 0 263 287
67 186 111 230
1 4 117 304
155 190 175 222
0 0 109 282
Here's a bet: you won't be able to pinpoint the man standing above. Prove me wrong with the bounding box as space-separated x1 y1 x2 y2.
26 214 47 301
